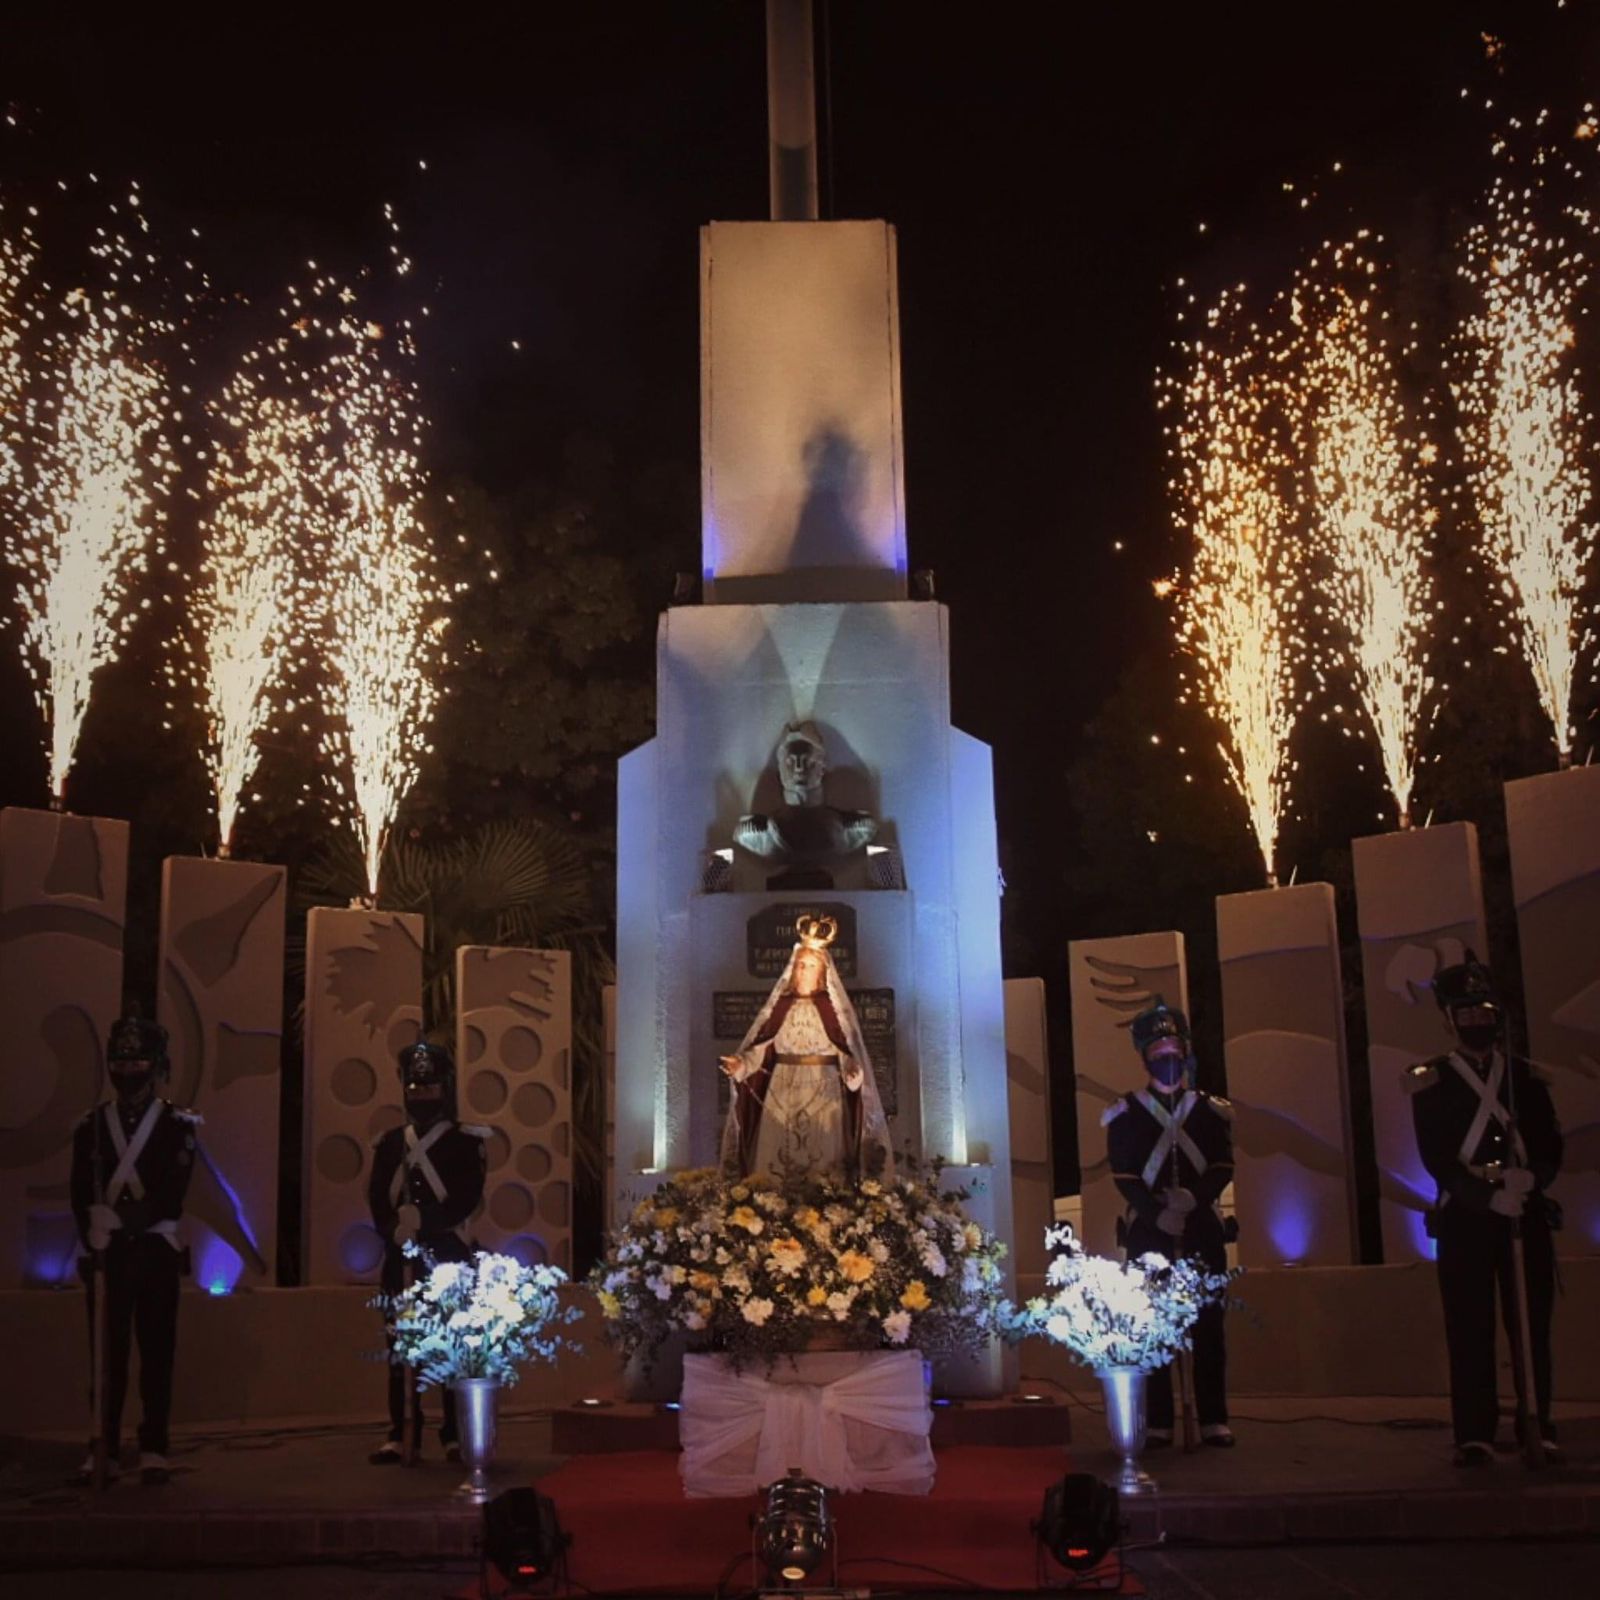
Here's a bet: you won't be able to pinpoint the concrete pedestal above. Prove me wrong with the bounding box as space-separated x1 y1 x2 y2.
1217 883 1357 1266
1068 931 1189 1257
301 907 423 1285
0 807 128 1287
1352 823 1488 1263
1004 977 1053 1299
454 946 573 1272
1506 766 1600 1252
158 855 286 1290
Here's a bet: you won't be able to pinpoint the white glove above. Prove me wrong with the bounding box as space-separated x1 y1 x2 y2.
395 1204 422 1245
1499 1167 1535 1196
1156 1206 1188 1237
88 1204 120 1252
1489 1187 1526 1218
1162 1187 1197 1214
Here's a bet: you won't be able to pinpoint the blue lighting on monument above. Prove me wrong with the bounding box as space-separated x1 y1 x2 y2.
196 1237 243 1297
1266 1194 1315 1264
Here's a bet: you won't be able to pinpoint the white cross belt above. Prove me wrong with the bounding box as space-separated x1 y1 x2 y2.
1135 1089 1205 1189
104 1101 162 1204
391 1120 450 1207
1449 1052 1525 1168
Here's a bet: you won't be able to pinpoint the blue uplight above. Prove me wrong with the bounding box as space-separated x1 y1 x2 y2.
208 1279 230 1296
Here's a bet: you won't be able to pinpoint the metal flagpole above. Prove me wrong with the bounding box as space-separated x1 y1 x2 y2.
1169 1093 1199 1453
1496 1049 1546 1470
90 1107 111 1492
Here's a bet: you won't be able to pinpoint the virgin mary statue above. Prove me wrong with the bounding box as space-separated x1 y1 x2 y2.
719 917 894 1182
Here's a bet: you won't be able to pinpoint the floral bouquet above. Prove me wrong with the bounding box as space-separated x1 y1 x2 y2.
378 1248 583 1388
1005 1225 1236 1373
590 1161 1008 1371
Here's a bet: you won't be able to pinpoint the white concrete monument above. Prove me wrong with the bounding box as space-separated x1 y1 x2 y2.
1004 977 1053 1300
612 10 1013 1389
1505 766 1600 1254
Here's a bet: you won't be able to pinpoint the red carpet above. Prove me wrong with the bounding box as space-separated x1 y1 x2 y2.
460 1445 1142 1595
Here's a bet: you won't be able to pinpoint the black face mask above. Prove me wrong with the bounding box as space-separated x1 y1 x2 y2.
1455 1021 1500 1054
405 1090 446 1126
1146 1051 1191 1091
110 1065 154 1103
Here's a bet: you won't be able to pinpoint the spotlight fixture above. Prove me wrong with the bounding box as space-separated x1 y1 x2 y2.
1033 1472 1121 1577
482 1487 570 1595
755 1468 833 1589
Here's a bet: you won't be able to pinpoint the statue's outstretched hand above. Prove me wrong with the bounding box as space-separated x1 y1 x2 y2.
719 1055 743 1079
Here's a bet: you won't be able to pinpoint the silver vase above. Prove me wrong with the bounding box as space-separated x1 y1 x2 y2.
454 1377 499 1503
1097 1365 1154 1495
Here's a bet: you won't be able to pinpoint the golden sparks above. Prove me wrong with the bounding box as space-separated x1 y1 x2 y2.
1292 244 1438 825
1454 123 1599 763
1162 290 1306 886
0 200 176 803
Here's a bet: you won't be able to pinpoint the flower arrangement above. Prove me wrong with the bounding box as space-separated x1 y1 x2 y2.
1005 1225 1236 1373
379 1248 583 1388
590 1162 1008 1370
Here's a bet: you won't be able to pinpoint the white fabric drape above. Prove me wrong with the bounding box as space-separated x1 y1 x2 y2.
679 1350 935 1497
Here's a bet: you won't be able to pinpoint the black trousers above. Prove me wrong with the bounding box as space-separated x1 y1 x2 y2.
1434 1206 1555 1447
1125 1214 1228 1431
83 1235 182 1456
380 1237 466 1446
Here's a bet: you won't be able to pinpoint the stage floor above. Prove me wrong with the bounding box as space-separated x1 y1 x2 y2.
3 1394 1598 1583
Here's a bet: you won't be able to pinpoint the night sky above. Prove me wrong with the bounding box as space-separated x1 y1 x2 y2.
3 2 1597 966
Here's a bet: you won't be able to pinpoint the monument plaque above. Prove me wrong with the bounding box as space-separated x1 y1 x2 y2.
747 901 857 977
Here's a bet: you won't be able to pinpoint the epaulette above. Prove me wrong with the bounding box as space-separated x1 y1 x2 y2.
461 1123 493 1139
1401 1062 1439 1095
1208 1095 1234 1121
1517 1057 1555 1085
1099 1100 1128 1127
170 1106 205 1126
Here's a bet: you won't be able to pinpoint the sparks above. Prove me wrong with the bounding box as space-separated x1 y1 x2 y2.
1455 138 1599 764
0 209 176 803
1293 248 1438 826
1162 290 1305 886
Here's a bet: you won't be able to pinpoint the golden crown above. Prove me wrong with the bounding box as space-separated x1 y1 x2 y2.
794 914 838 951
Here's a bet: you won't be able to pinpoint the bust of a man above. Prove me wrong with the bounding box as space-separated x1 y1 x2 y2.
734 722 878 866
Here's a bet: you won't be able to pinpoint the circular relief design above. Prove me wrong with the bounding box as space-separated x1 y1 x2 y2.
515 1143 552 1184
511 1082 558 1129
466 1069 508 1115
489 1182 535 1231
339 1223 386 1276
386 1017 422 1059
330 1057 377 1107
463 1024 488 1066
316 1133 365 1185
537 1180 571 1228
504 1233 549 1269
501 1025 543 1073
484 1128 511 1172
367 1102 405 1139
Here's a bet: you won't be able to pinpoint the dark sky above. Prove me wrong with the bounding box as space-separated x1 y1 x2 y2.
4 2 1596 953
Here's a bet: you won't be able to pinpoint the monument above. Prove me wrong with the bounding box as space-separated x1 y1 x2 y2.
611 0 1014 1395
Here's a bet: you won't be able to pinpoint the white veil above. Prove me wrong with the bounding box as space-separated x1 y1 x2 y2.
718 941 895 1181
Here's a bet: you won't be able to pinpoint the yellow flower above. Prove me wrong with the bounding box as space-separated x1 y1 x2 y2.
806 1286 828 1307
597 1289 621 1318
838 1249 875 1284
653 1207 680 1228
794 1206 822 1231
900 1280 931 1312
963 1222 983 1251
731 1205 764 1234
730 1185 750 1202
769 1237 806 1266
690 1270 719 1293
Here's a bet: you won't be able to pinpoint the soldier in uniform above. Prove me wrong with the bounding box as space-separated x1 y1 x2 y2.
1104 999 1236 1448
1405 954 1563 1467
367 1040 488 1465
69 1015 199 1486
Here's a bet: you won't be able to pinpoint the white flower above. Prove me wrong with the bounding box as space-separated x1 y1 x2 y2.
868 1239 890 1264
683 1310 707 1331
882 1309 911 1344
825 1290 853 1321
741 1297 776 1327
919 1241 949 1278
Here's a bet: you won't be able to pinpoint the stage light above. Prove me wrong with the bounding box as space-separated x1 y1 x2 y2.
1034 1473 1121 1574
482 1487 569 1595
755 1468 833 1587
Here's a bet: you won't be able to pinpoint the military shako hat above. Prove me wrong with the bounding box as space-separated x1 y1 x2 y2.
398 1038 455 1090
1130 998 1190 1055
1433 953 1498 1014
108 1014 169 1067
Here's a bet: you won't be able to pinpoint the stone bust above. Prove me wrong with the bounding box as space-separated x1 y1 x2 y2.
734 722 878 866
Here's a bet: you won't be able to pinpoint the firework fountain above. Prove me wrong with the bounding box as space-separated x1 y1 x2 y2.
296 273 443 900
1293 241 1440 827
1455 116 1600 766
1164 289 1306 886
0 195 177 805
